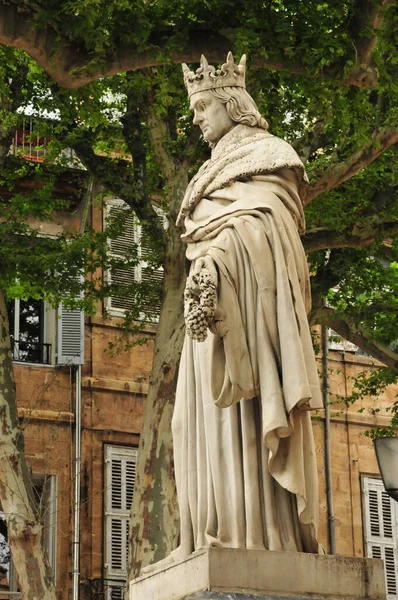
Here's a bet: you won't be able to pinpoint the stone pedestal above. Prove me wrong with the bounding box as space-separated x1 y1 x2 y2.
182 595 323 600
129 548 386 600
185 595 321 600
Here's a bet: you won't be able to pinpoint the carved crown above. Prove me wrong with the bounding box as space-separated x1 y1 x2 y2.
182 52 246 97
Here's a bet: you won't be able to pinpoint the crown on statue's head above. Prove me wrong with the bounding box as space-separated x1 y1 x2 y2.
182 52 246 97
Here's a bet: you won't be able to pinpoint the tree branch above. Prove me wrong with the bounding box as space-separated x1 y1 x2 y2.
145 109 178 187
309 249 348 299
349 0 392 70
357 300 398 315
310 306 398 371
305 126 398 204
291 120 339 164
0 5 229 88
0 2 383 90
122 88 166 248
303 221 398 252
0 63 30 163
143 83 201 216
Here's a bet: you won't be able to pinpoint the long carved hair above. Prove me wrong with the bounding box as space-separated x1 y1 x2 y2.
209 86 268 131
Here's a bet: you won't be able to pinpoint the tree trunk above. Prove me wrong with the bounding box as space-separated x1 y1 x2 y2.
128 173 188 580
0 290 56 600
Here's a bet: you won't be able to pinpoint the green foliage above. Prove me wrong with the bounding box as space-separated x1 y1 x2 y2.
338 367 397 408
328 256 398 344
336 367 398 439
19 0 376 79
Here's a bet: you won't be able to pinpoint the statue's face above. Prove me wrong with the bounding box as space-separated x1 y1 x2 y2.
190 90 235 144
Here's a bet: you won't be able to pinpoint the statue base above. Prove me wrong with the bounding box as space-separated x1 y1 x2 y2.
129 547 386 600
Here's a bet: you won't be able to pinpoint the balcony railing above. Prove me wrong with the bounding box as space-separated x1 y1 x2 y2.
12 340 51 365
11 118 50 163
89 578 126 600
10 117 82 170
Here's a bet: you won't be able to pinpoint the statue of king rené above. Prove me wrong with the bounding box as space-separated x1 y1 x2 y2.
170 52 323 564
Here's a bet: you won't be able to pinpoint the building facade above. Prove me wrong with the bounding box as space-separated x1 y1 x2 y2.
314 347 398 600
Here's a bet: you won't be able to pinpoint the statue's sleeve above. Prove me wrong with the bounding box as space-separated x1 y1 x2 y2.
208 254 260 408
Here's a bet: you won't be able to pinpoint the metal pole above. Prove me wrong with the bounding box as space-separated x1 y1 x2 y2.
72 364 82 600
71 178 89 599
321 317 336 554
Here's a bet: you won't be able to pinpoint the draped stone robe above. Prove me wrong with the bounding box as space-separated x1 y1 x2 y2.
172 124 323 559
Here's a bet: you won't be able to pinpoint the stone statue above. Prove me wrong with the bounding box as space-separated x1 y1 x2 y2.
148 53 324 574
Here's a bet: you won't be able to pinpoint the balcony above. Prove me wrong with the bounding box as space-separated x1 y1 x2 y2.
89 578 126 600
12 339 52 365
11 118 50 163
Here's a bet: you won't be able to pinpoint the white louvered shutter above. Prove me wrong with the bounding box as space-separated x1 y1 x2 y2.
106 200 138 313
136 209 166 322
104 445 137 599
56 303 84 365
105 199 165 321
364 477 398 599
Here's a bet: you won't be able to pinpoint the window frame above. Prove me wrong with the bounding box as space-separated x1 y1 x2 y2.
7 298 53 366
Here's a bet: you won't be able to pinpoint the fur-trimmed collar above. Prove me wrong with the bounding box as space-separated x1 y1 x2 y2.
176 124 308 226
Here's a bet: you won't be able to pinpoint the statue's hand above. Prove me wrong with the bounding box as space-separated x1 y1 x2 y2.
190 256 218 288
184 256 218 342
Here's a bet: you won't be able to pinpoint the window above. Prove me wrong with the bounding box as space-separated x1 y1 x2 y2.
104 445 137 600
328 328 357 352
33 475 58 579
7 298 51 364
363 476 398 599
6 296 84 366
105 199 165 322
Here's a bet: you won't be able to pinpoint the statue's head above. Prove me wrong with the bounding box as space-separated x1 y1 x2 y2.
183 53 268 146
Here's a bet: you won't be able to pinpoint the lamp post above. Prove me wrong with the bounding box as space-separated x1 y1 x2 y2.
373 437 398 502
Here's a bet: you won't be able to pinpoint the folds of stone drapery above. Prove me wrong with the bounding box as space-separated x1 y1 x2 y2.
172 176 323 560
